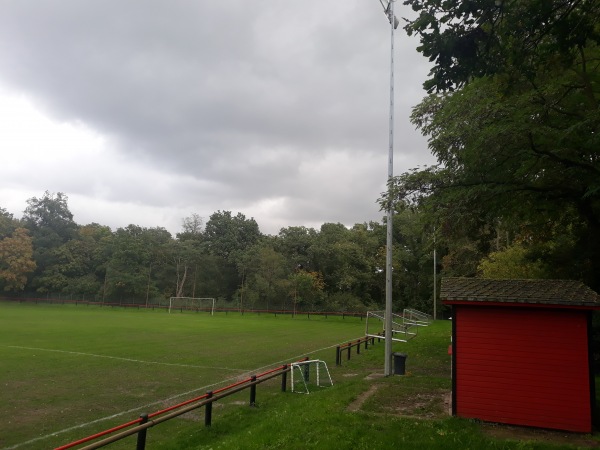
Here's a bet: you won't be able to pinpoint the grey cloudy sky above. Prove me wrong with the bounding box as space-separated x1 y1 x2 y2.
0 0 435 236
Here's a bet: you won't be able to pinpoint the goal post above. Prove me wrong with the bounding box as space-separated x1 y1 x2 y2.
168 297 215 315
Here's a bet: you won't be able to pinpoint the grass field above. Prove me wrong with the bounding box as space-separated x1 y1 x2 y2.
3 301 599 450
0 302 366 449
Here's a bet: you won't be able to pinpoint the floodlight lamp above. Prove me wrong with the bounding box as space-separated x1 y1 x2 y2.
379 0 399 29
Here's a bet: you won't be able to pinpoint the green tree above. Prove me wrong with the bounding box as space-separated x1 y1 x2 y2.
204 211 262 301
22 191 78 245
287 269 325 315
47 223 113 298
386 1 600 288
141 227 173 304
22 191 79 291
274 226 317 270
247 244 288 311
404 0 600 93
478 242 548 279
0 208 18 239
204 211 261 260
104 225 171 302
170 238 203 298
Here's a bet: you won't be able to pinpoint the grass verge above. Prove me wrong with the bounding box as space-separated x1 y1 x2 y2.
158 321 600 450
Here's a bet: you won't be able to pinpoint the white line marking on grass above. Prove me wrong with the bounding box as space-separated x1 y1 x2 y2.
4 340 346 450
6 345 247 372
2 374 248 450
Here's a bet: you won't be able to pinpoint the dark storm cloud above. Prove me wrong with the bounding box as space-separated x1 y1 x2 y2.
0 0 434 234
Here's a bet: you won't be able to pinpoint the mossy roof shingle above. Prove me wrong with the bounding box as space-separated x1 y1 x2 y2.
440 278 600 307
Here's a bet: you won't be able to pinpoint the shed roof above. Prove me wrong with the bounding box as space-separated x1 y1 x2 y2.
441 278 600 308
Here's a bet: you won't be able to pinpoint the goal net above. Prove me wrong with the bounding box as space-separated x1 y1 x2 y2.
168 297 215 315
290 360 333 394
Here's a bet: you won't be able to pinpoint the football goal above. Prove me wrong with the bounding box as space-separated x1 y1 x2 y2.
168 297 215 315
290 359 333 394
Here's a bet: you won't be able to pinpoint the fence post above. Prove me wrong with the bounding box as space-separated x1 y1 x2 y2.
357 339 361 355
205 391 213 427
136 413 148 450
347 343 351 361
365 337 369 350
336 346 340 366
281 365 287 392
250 376 257 406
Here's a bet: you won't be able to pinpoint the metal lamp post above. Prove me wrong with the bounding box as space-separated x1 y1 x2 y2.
378 0 399 377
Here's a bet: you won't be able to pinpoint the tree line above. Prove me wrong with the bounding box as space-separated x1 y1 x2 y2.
0 192 439 314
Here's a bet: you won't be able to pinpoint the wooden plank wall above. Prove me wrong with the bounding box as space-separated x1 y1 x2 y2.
454 306 591 432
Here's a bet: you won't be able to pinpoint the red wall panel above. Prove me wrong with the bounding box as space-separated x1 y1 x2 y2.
455 306 591 432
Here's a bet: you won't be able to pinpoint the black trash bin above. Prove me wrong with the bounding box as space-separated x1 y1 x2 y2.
392 352 407 375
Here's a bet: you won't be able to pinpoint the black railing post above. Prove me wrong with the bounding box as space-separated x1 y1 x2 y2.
336 346 341 365
136 413 148 450
205 391 213 427
347 343 351 361
365 337 369 350
357 339 361 355
281 365 287 392
250 376 257 406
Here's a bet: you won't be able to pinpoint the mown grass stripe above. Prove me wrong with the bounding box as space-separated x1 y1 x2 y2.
7 345 248 371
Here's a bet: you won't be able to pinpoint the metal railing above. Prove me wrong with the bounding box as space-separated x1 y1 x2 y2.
403 308 433 327
56 358 308 450
335 334 382 366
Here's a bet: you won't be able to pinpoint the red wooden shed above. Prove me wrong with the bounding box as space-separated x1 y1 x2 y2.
441 277 600 433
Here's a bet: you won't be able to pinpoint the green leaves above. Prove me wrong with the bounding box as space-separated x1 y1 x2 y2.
404 0 600 92
389 0 600 286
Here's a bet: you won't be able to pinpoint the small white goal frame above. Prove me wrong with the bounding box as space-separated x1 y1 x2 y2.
290 359 333 394
168 297 215 315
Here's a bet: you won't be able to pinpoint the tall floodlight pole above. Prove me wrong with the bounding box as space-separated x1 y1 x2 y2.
379 0 399 377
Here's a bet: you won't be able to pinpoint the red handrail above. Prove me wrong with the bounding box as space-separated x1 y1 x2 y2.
54 418 142 450
55 357 308 450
